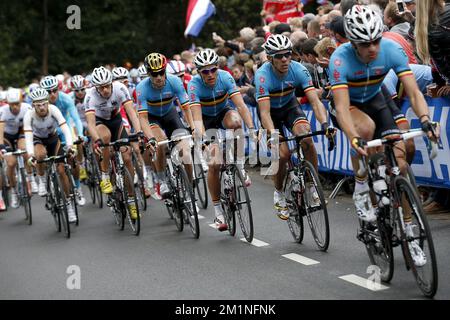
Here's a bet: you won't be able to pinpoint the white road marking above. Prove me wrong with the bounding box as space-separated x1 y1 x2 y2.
339 274 389 291
282 253 320 266
197 214 205 220
240 238 270 247
208 223 218 229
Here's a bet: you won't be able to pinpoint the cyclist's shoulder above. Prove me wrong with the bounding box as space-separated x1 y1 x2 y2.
330 43 353 63
255 61 271 76
135 78 149 92
166 73 184 89
187 74 202 90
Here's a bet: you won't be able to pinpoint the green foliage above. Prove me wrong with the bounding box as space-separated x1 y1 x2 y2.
0 0 261 87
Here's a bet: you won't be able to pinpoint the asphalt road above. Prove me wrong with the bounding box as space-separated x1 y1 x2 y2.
0 168 449 300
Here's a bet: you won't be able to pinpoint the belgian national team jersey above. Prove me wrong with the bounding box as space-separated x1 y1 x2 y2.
329 38 413 104
254 60 315 109
136 74 189 117
188 70 240 117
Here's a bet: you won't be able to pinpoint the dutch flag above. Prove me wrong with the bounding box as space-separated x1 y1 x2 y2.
184 0 216 37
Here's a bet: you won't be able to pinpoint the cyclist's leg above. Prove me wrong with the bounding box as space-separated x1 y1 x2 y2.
4 136 18 190
34 138 49 196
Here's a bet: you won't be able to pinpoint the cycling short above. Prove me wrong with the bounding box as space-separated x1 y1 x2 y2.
329 91 401 139
257 98 309 135
148 107 188 139
96 114 128 141
33 133 64 157
202 105 235 131
4 132 25 151
381 85 408 127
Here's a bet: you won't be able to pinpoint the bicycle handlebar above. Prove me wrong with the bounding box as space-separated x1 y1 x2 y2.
2 149 27 157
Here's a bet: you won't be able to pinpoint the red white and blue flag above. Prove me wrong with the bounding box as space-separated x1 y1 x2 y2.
184 0 216 37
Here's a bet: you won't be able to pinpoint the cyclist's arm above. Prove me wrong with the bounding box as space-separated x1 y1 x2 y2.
138 111 154 140
0 121 5 145
180 103 195 131
190 104 204 136
67 101 84 139
53 107 73 148
305 89 328 125
400 75 434 125
173 77 195 131
230 93 255 129
333 88 360 141
123 100 142 133
85 111 100 142
257 98 276 134
23 111 34 157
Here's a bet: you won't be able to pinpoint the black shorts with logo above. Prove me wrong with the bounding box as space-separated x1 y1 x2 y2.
33 133 64 157
4 132 24 151
148 107 188 139
202 105 235 131
96 114 128 141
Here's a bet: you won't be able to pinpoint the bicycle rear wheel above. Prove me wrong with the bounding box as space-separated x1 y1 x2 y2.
233 166 253 243
20 168 32 225
394 176 438 298
0 163 9 211
220 170 236 237
122 167 140 236
55 174 70 239
193 163 208 209
301 161 330 251
179 166 200 239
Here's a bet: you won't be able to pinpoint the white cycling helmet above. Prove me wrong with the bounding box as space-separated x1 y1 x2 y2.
167 60 186 75
40 75 59 90
91 66 113 86
129 68 139 78
262 34 292 55
344 5 384 43
28 83 40 93
6 88 22 104
138 65 148 78
70 75 85 90
29 87 49 102
194 49 219 68
112 67 129 80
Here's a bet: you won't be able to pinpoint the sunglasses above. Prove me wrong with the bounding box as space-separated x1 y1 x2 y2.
47 88 58 94
272 51 292 59
75 88 85 93
356 38 381 48
200 67 218 75
149 70 166 77
96 84 111 91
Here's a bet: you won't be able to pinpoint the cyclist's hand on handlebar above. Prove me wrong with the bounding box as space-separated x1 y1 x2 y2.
351 136 368 157
27 156 37 167
67 146 77 158
248 127 259 142
421 120 440 142
94 139 104 157
146 137 157 153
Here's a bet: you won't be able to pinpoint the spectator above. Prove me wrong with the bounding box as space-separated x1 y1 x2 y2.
384 1 411 38
289 17 304 32
181 50 195 72
239 27 256 43
255 26 266 38
290 30 308 47
218 56 233 76
415 0 450 95
319 14 332 37
404 0 416 13
307 19 321 39
327 9 342 21
274 23 292 37
317 2 334 16
314 36 336 65
268 20 281 34
302 13 316 30
329 16 348 45
231 64 250 87
300 38 329 92
172 54 181 61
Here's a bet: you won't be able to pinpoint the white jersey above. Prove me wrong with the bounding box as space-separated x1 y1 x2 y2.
0 103 33 135
24 104 73 156
85 82 132 120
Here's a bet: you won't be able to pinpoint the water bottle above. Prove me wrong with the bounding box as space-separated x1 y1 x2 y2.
289 171 300 192
373 178 390 207
223 172 232 191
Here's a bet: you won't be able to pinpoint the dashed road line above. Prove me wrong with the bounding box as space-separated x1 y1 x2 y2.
339 274 389 291
240 238 270 247
282 253 320 265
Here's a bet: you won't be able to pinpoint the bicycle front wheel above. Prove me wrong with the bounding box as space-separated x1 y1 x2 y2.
220 170 236 237
233 166 253 243
132 153 147 212
179 166 200 239
54 174 70 239
122 167 140 236
284 171 304 243
20 168 32 225
301 161 330 251
193 163 208 209
394 176 438 298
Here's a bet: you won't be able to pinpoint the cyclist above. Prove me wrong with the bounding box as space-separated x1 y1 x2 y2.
40 75 87 206
24 88 78 223
188 49 256 231
70 75 89 182
137 53 194 200
254 34 331 220
85 66 144 220
138 65 148 80
0 88 34 209
330 5 440 265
